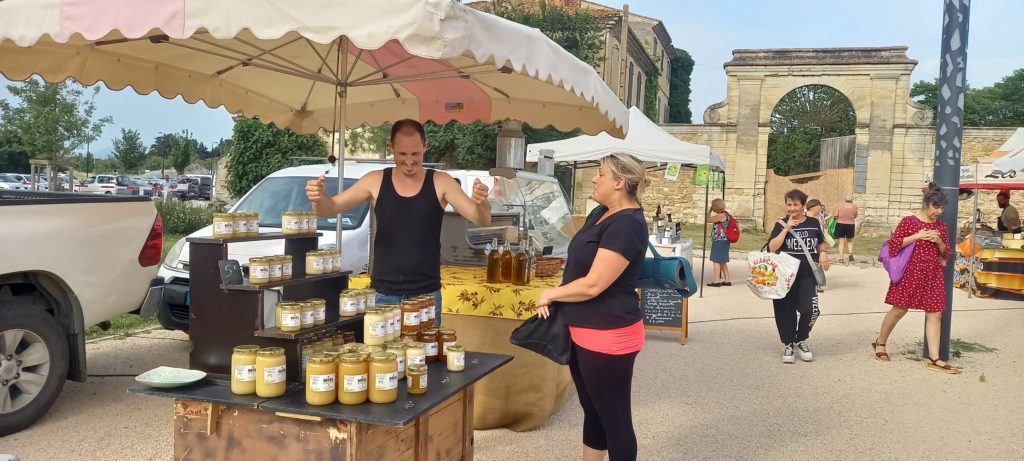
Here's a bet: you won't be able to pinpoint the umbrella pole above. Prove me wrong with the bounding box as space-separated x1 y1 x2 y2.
336 37 349 251
700 175 709 298
969 182 978 298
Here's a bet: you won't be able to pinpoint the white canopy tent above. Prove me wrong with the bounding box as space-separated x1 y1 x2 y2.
526 107 725 170
526 106 726 297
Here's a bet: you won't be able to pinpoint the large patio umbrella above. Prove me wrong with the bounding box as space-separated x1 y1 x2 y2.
0 0 629 244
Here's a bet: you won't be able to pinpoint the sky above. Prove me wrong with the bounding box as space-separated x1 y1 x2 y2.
1 0 1021 158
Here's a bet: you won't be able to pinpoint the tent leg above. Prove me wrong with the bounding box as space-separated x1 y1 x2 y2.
336 37 349 252
700 178 709 298
969 187 978 298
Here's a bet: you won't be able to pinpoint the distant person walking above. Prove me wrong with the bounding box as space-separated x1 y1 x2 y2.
872 183 958 374
767 189 830 363
804 199 833 293
707 198 732 287
834 196 858 263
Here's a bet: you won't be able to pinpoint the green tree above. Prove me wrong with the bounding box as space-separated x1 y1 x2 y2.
347 123 392 158
767 85 856 176
225 117 327 198
0 79 112 161
82 152 95 176
0 130 31 173
148 132 178 175
170 130 196 176
668 48 694 123
912 69 1024 127
111 128 147 174
485 0 606 67
910 79 939 113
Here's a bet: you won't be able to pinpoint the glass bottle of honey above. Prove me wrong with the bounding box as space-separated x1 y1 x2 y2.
486 238 501 283
512 243 529 286
499 242 513 283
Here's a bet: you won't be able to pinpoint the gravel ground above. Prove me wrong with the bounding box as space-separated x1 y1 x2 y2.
3 261 1022 460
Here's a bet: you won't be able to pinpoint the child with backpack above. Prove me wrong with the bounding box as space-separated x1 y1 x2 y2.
707 198 739 287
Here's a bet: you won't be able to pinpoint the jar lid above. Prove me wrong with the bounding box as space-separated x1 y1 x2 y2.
249 256 267 264
406 341 425 349
422 328 440 335
439 329 456 335
339 352 366 363
257 346 285 357
446 344 465 353
385 344 406 352
233 345 259 354
281 303 302 311
301 344 315 352
406 364 428 374
309 354 335 364
214 213 233 218
306 250 322 256
320 351 342 361
369 352 398 362
360 345 384 353
307 298 326 304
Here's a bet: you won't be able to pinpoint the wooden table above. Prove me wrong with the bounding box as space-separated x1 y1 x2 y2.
130 352 511 460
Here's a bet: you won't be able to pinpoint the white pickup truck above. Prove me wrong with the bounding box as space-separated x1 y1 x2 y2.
0 190 164 436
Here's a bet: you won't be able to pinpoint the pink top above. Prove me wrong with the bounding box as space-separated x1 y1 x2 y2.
569 320 645 355
837 203 859 224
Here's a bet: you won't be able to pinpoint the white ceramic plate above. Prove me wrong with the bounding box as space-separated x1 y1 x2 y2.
135 366 207 388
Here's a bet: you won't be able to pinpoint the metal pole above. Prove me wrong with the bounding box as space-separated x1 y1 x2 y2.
699 172 710 298
969 182 978 298
926 0 970 362
336 36 349 252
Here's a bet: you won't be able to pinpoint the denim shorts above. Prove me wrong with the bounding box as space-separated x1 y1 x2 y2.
375 289 442 327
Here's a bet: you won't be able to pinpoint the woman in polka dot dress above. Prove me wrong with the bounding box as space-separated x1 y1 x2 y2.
872 184 959 374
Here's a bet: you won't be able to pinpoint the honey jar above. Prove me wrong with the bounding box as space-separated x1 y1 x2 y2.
230 345 259 395
418 329 439 363
446 344 466 372
338 352 368 405
255 347 286 398
438 329 457 362
306 354 337 406
248 257 271 285
212 213 235 239
406 364 428 395
280 303 302 332
368 352 398 404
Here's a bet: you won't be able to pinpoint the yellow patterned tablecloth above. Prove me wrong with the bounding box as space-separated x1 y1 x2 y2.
349 265 572 431
349 265 563 319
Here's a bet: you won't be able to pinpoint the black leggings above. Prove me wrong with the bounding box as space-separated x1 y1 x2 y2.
772 275 820 345
568 341 639 461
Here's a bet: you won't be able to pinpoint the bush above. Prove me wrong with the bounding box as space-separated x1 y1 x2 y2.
155 198 217 235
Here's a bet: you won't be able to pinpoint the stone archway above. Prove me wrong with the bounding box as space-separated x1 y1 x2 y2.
693 47 934 231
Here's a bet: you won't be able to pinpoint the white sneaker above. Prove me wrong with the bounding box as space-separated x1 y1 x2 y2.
796 341 814 362
782 344 796 364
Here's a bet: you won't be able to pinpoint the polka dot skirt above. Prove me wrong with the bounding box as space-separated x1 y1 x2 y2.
884 216 951 312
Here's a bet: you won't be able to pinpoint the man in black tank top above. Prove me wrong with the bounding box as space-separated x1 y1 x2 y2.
306 120 492 326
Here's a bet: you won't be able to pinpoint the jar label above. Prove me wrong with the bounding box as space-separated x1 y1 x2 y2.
323 259 334 272
214 221 233 235
269 264 282 278
264 365 286 384
312 259 324 271
403 312 420 326
424 343 438 357
375 372 398 390
408 374 428 390
234 364 256 382
286 218 302 231
395 356 405 373
369 321 386 337
427 308 436 320
419 309 429 323
309 373 336 392
387 318 397 334
334 256 342 269
454 355 465 368
301 310 315 325
314 306 326 321
281 312 301 327
365 297 375 308
247 219 259 233
341 299 360 313
251 265 270 279
282 262 292 276
408 355 426 366
344 373 368 392
443 341 457 352
299 218 310 230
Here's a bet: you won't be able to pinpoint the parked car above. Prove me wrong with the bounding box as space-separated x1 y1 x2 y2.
179 175 213 200
75 174 130 195
133 179 158 197
172 177 200 200
0 174 28 190
0 190 163 435
5 173 33 189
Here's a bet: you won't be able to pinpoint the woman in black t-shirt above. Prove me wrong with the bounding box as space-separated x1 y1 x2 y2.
536 153 649 461
767 189 831 364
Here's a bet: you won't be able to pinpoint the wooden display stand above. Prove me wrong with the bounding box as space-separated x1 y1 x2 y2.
131 232 513 460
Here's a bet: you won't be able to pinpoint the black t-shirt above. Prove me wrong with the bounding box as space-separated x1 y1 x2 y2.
769 216 824 278
560 206 647 329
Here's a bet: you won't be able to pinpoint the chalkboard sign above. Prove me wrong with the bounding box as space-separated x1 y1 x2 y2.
218 259 244 285
640 289 683 328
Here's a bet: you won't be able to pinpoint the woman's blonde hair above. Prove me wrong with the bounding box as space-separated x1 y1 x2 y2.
711 198 726 212
600 153 650 204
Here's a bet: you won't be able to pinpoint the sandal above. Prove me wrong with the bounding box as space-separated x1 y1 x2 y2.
708 282 721 287
722 282 732 286
871 341 890 361
927 357 960 374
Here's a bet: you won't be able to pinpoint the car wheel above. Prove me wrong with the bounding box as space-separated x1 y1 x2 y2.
0 303 70 436
104 191 112 195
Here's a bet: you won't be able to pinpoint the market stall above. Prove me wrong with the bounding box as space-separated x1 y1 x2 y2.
951 129 1024 300
0 0 633 457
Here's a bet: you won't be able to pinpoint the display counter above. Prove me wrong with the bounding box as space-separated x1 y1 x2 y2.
129 352 511 460
352 265 573 431
954 247 1024 300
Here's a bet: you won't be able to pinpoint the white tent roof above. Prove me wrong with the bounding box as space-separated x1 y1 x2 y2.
991 128 1024 173
526 107 725 171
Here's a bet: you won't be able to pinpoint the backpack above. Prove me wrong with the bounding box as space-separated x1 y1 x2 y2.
724 212 740 243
